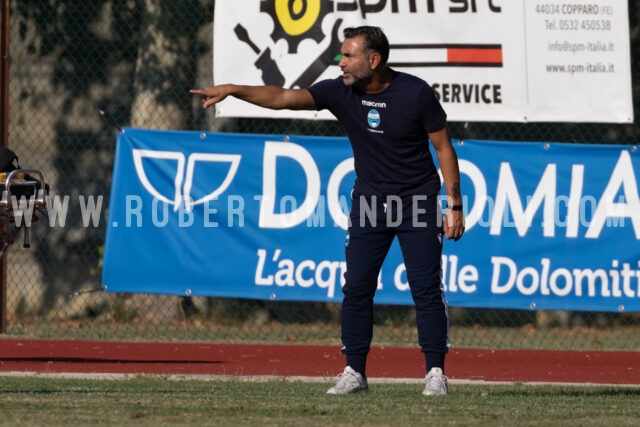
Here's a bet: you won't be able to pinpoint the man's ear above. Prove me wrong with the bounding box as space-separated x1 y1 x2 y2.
369 51 382 70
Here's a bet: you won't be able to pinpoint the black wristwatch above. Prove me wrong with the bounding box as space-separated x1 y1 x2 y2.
449 204 463 211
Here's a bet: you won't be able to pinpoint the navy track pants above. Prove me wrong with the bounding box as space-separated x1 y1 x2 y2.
341 190 450 368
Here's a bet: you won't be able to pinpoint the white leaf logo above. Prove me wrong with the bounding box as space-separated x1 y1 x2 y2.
132 149 241 212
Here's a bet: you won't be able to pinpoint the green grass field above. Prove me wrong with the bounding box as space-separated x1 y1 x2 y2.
0 375 638 426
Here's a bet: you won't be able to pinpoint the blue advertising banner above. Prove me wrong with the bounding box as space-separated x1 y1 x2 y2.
102 128 640 312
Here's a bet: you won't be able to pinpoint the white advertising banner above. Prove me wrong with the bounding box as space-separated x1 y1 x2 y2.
213 1 632 123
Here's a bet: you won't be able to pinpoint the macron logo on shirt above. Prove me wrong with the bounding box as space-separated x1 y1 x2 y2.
361 100 387 108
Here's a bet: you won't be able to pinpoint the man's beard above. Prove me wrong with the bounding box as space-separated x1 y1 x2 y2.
342 69 372 87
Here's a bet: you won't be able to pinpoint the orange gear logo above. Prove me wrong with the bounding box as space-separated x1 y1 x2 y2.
260 0 334 53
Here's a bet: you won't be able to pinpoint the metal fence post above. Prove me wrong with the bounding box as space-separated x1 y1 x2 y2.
0 0 10 334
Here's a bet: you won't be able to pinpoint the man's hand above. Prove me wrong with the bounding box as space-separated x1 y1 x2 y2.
190 85 231 109
443 209 465 241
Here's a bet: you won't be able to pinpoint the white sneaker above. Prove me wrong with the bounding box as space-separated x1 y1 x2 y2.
327 366 369 395
423 367 448 396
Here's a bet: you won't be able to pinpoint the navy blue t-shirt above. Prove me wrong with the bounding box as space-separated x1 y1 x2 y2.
308 69 446 199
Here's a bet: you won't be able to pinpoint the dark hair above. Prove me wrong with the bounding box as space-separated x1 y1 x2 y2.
343 26 389 66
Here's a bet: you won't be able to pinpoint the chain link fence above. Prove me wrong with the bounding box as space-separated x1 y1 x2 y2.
2 0 639 350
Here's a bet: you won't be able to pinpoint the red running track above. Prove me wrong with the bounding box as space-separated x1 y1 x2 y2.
0 339 638 384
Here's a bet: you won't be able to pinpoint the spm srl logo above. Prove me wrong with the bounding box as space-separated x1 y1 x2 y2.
260 0 334 53
234 0 342 88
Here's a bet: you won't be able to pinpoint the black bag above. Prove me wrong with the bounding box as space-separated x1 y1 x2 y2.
0 146 20 173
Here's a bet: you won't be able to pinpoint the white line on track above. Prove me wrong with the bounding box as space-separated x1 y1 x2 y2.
1 371 639 387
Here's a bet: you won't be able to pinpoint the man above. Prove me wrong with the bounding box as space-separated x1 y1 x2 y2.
191 26 465 396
